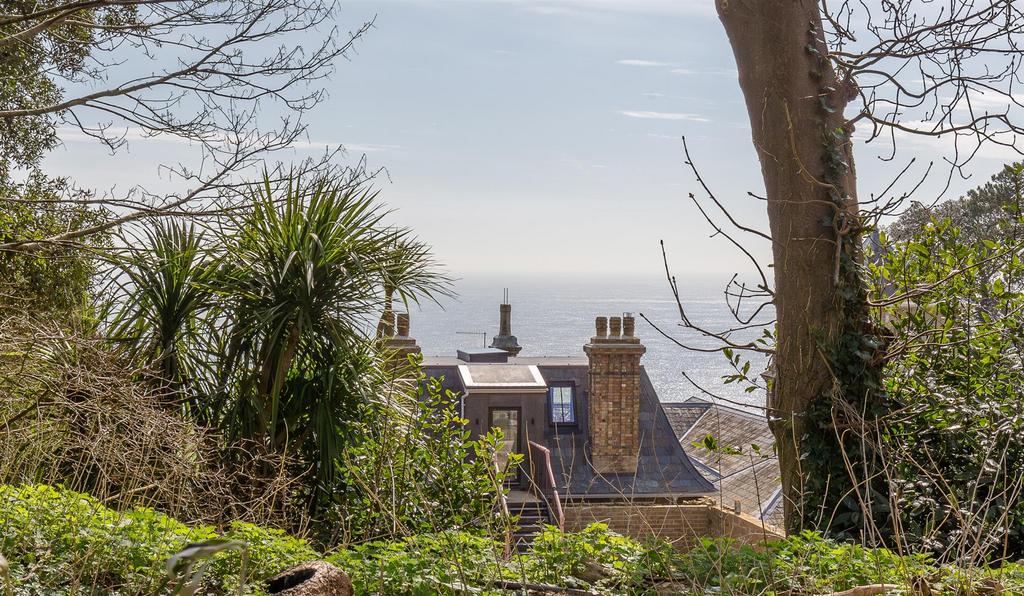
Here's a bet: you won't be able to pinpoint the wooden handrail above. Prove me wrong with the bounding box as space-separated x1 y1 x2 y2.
494 456 513 559
527 440 565 531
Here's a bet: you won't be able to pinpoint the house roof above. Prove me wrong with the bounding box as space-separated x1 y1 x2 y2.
457 364 547 391
664 397 783 526
422 358 715 498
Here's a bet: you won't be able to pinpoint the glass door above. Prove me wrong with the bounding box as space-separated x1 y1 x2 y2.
489 407 521 483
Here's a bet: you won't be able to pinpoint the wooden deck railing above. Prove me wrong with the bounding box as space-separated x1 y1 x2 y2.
527 440 565 531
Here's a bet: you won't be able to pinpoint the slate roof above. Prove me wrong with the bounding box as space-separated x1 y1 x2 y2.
664 397 783 526
423 357 715 498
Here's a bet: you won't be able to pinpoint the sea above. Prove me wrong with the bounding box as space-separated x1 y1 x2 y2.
408 274 772 411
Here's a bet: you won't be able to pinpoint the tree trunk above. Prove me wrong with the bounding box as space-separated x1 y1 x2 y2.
715 0 862 532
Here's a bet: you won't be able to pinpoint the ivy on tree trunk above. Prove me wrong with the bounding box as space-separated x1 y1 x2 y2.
715 0 891 540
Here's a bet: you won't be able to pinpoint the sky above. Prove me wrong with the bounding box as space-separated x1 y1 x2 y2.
43 0 1020 281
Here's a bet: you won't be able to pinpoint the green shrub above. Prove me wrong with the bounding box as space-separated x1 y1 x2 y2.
212 522 319 593
2 483 1021 595
525 522 677 590
0 484 315 594
0 484 214 593
677 531 938 594
870 219 1024 557
328 531 511 595
331 370 512 544
0 174 108 323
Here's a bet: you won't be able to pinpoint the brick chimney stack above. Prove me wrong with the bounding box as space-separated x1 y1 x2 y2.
584 313 645 474
488 289 523 356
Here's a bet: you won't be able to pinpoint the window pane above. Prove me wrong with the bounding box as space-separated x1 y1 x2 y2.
550 386 575 423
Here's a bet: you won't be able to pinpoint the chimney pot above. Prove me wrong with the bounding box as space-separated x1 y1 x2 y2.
396 312 410 337
595 316 608 337
623 315 635 337
610 316 622 337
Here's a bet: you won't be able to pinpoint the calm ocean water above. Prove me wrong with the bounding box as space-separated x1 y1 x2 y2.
409 274 771 410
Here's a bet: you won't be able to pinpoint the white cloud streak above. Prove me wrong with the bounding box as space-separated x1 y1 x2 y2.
519 0 713 17
671 67 737 76
56 127 401 153
619 110 709 122
616 59 674 67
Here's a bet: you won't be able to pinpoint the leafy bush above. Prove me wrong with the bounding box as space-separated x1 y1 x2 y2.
870 218 1024 558
328 531 511 594
0 174 108 323
0 484 314 594
330 368 512 544
526 522 674 589
0 484 213 593
3 484 1021 595
213 522 319 593
677 531 1023 595
681 532 929 594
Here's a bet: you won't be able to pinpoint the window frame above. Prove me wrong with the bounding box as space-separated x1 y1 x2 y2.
547 382 578 427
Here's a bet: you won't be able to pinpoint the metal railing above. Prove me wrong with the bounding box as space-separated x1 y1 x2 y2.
527 440 565 531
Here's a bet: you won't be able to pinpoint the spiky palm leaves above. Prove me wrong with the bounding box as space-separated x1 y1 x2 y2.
108 221 214 413
218 176 446 475
108 173 447 501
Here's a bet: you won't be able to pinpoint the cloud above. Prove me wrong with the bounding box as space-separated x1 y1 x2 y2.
343 143 403 153
616 59 674 67
519 0 713 17
671 67 737 76
619 110 709 122
289 140 402 153
55 128 403 154
642 92 665 98
57 126 194 145
525 5 579 15
958 89 1024 111
861 119 1022 163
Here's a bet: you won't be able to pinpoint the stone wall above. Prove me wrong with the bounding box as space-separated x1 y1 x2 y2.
562 499 782 551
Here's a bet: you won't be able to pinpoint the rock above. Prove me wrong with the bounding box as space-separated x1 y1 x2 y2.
575 560 613 583
979 577 1003 595
266 561 353 596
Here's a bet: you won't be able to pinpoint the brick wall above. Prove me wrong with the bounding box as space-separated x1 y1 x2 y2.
708 505 782 545
562 499 782 551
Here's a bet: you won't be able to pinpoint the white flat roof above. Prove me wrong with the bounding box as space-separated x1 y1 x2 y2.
457 364 547 393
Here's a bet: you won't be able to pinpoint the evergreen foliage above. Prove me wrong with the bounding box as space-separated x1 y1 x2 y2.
102 172 450 517
0 174 107 322
871 218 1024 558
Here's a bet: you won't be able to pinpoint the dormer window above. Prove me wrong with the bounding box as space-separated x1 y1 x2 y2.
548 384 576 425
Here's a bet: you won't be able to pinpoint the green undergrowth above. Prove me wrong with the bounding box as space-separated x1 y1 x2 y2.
1 484 1022 595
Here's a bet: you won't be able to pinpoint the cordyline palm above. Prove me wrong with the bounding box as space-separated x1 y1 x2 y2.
107 221 215 412
216 174 447 463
